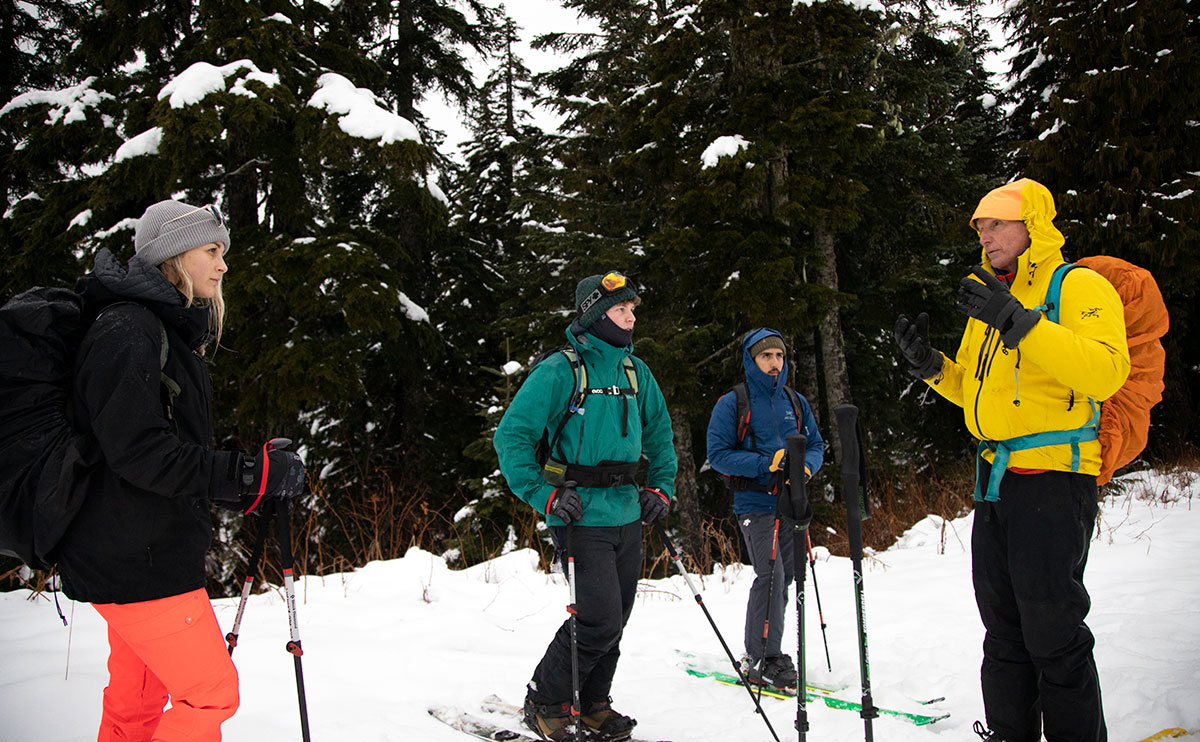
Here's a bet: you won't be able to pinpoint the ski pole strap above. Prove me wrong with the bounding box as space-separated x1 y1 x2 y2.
974 400 1100 502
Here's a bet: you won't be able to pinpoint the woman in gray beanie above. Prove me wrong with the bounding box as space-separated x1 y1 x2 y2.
55 200 304 742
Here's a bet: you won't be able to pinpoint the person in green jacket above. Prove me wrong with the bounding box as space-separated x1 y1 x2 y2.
494 271 677 742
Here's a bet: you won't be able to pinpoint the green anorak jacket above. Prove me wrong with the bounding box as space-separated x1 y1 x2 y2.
927 179 1131 475
494 326 677 527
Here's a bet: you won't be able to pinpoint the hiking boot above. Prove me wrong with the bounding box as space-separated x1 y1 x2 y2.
581 697 636 741
973 720 1007 741
748 655 798 689
522 697 573 741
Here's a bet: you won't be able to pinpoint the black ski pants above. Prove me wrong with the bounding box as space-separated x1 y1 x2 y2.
528 521 642 706
739 512 795 662
972 463 1106 742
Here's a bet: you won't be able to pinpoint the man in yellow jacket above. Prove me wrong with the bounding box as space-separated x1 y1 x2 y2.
894 179 1129 742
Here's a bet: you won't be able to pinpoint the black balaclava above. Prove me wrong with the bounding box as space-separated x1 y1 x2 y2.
584 314 633 348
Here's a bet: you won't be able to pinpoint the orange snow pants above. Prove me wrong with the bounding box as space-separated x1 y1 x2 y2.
93 589 239 742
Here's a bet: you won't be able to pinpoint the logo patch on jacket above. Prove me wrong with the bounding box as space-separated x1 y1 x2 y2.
1081 307 1102 319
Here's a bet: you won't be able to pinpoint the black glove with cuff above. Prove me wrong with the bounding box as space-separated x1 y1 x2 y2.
894 312 944 379
239 438 306 514
956 266 1041 347
547 481 583 524
638 487 670 524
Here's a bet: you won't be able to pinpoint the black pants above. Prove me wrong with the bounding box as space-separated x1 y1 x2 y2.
528 522 643 706
739 512 795 661
972 463 1106 742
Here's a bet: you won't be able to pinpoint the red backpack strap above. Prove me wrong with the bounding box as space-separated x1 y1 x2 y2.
733 383 752 446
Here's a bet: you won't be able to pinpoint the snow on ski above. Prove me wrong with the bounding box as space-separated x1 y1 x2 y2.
429 704 543 742
430 696 674 742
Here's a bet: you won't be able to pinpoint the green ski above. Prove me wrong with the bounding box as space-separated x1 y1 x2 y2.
682 665 950 727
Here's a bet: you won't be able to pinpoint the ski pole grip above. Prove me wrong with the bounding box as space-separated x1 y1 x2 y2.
783 433 811 529
835 404 870 519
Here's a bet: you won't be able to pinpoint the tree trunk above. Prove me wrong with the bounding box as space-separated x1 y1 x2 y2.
813 221 852 461
792 330 819 405
669 406 704 569
224 124 258 232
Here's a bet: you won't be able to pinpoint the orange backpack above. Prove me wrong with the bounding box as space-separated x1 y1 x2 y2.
1072 256 1169 484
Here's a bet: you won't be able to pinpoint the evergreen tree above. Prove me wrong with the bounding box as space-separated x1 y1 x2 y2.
1004 0 1200 457
0 0 82 220
0 0 458 586
841 0 1008 472
333 0 498 127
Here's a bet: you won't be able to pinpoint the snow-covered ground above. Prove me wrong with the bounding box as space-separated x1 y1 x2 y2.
2 468 1197 742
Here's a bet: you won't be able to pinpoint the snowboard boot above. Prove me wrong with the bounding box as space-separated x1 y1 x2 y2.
580 697 637 741
522 697 574 741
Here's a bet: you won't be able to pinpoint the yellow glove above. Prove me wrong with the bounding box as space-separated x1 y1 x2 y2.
769 449 787 472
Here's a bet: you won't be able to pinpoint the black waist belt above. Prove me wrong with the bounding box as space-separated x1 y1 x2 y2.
726 474 779 494
562 460 640 489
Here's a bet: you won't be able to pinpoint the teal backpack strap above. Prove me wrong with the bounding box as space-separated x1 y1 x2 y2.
974 399 1101 502
1036 263 1077 322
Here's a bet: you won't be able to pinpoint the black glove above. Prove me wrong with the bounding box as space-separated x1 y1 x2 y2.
547 481 583 524
639 487 670 524
957 266 1041 347
240 438 306 514
894 312 943 379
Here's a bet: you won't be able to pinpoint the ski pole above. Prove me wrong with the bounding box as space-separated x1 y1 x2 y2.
564 524 583 742
656 523 781 742
805 531 832 672
226 512 270 655
834 404 877 742
276 497 312 742
785 433 812 742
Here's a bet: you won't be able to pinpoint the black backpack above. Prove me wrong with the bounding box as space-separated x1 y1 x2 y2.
0 287 175 570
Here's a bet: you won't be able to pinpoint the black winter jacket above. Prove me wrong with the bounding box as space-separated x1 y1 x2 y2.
57 249 241 604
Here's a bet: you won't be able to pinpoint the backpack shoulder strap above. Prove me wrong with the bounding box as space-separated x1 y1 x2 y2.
621 355 638 396
732 382 752 446
95 301 179 410
783 386 805 434
544 346 583 462
559 346 586 411
1037 263 1079 324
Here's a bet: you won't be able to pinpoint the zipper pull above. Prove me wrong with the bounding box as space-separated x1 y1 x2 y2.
1012 349 1021 406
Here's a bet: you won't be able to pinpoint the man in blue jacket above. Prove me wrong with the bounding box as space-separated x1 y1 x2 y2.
706 328 824 688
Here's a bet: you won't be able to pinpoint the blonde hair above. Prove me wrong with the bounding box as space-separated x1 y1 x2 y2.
160 254 226 350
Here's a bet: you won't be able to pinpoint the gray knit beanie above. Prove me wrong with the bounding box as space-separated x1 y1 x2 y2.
134 200 230 266
575 271 639 328
748 334 786 359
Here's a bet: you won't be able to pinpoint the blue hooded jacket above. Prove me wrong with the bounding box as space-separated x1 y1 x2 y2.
706 328 824 515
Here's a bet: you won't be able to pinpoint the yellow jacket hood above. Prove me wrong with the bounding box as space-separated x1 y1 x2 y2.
971 178 1067 278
